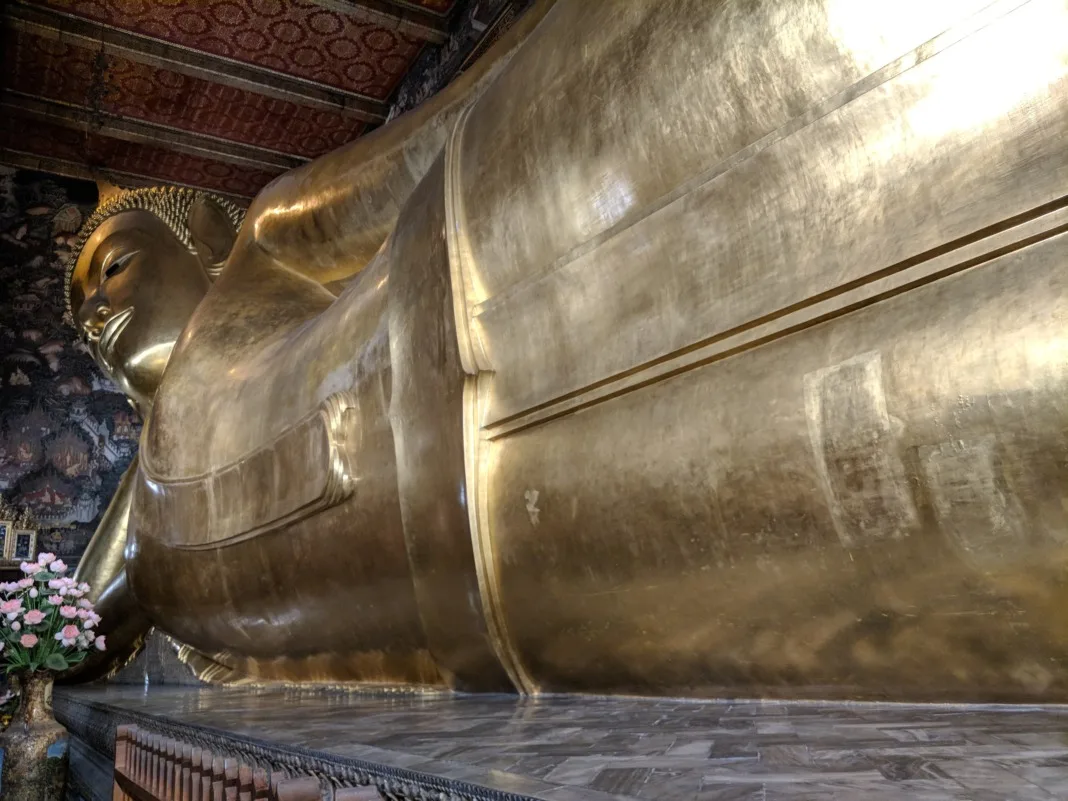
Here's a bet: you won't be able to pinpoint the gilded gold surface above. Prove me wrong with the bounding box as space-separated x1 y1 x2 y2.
72 0 1068 701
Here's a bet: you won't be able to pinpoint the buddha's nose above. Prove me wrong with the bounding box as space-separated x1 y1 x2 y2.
79 297 112 341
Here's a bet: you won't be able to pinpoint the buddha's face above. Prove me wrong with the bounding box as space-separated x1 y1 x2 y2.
71 209 211 414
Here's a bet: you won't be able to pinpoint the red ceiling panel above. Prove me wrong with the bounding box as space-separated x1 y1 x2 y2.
0 1 536 197
3 30 366 157
0 115 279 197
37 0 424 100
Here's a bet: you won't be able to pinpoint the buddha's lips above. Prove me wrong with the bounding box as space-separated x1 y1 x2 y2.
98 307 134 370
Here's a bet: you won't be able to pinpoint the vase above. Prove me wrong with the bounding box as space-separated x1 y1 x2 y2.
0 672 68 801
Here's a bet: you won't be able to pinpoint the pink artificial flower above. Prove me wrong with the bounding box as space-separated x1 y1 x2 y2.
19 562 42 575
84 629 95 642
28 588 38 599
17 578 33 589
47 579 63 590
23 610 46 625
0 582 16 593
19 634 37 648
59 605 78 619
54 624 80 647
76 609 88 620
11 621 20 631
94 635 106 651
0 599 23 615
50 560 67 574
83 619 95 630
88 611 101 626
47 595 63 606
77 599 92 609
37 552 56 566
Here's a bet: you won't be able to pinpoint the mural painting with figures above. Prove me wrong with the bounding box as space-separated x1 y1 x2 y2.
0 169 141 569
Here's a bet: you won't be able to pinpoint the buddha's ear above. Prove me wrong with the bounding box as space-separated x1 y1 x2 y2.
187 196 237 278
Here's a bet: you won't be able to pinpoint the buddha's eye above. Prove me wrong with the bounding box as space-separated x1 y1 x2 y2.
104 250 138 279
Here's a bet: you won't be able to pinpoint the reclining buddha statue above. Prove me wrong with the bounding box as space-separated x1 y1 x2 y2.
69 0 1068 701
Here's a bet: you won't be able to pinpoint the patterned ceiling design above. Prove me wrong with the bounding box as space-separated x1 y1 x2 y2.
37 0 424 99
0 0 532 199
3 31 367 157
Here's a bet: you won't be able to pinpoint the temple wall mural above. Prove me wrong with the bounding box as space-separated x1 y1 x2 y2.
0 166 137 567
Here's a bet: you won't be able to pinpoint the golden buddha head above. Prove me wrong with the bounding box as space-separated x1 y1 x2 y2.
66 187 244 414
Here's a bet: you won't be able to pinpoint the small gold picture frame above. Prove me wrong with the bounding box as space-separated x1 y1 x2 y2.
11 529 36 562
0 501 38 564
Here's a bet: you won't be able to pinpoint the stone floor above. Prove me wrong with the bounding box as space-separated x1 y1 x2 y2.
60 686 1068 800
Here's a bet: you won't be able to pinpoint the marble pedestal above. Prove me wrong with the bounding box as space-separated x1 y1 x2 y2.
56 686 1068 801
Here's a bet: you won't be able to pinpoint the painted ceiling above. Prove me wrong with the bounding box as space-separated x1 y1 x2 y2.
0 0 532 202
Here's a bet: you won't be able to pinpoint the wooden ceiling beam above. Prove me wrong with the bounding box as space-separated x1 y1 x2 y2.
0 149 252 203
4 2 389 124
1 91 303 173
308 0 451 44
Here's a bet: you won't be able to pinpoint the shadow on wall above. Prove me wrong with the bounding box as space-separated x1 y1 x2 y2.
0 167 140 568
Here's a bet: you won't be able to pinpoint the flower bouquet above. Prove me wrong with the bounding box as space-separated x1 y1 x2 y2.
0 553 105 801
0 553 105 674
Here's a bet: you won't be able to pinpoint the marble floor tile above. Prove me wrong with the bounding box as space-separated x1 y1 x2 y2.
57 687 1068 800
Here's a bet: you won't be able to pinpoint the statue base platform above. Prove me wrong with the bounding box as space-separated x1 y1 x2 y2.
55 686 1068 800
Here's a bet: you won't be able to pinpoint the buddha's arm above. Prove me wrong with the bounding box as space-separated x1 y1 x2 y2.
246 0 556 289
76 454 136 595
69 456 151 681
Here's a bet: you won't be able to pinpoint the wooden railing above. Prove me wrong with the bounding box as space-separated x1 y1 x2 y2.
112 724 383 801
